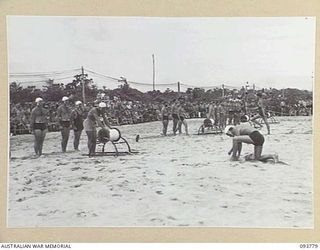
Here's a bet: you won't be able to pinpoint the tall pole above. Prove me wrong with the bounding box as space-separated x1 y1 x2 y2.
81 66 86 104
222 84 224 97
177 81 180 93
152 54 155 91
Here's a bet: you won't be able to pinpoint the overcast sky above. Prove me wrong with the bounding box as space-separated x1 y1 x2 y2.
7 16 315 91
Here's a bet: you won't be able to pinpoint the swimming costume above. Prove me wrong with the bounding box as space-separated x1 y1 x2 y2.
172 114 179 120
180 116 185 122
33 123 46 131
73 112 84 131
162 116 169 121
258 107 265 117
249 131 265 146
60 121 71 128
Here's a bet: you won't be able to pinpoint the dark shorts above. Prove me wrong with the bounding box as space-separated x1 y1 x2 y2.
162 116 169 121
172 114 179 120
34 123 46 131
74 126 83 132
249 131 265 146
60 121 71 128
258 108 265 117
180 116 185 122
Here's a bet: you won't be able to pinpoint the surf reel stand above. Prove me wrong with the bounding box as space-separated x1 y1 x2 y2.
95 128 136 156
197 119 223 135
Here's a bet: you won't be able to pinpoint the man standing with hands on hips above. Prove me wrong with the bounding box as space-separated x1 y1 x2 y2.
57 96 72 153
30 97 48 157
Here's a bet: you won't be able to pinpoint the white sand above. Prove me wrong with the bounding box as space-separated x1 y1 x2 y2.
8 117 313 228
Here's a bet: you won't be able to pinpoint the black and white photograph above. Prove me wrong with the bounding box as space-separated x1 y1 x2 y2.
8 16 315 228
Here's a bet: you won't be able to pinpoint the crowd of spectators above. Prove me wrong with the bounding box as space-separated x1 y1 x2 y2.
10 93 313 135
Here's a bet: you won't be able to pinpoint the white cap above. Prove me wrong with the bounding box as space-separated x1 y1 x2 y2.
35 97 43 103
224 125 234 135
75 101 82 106
62 96 69 102
98 102 107 108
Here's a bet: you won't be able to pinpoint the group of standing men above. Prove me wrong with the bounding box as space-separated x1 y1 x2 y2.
160 93 270 136
29 96 110 157
160 100 189 136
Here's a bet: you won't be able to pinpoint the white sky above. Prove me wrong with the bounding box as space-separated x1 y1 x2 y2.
7 16 316 91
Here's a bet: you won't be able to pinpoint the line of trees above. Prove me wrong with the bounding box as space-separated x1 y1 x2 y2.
10 75 313 107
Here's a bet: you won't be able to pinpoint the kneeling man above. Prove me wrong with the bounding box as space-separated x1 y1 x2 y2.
225 124 277 162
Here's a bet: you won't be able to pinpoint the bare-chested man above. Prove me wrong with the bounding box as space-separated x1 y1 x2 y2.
83 102 111 157
177 102 189 135
251 93 270 134
160 102 170 136
29 97 48 157
56 96 72 152
225 124 277 162
171 100 180 135
71 101 84 151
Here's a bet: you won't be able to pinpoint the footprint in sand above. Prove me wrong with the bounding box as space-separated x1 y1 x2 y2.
80 176 94 181
71 184 82 188
57 162 68 166
37 212 47 217
167 216 176 220
156 191 163 195
112 194 122 197
71 167 81 171
77 212 87 218
16 197 26 202
24 178 32 185
150 218 163 222
34 190 50 194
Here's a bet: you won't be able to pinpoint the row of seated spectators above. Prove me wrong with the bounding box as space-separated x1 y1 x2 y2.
10 97 312 135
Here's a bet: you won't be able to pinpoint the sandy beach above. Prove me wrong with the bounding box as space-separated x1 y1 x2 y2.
8 116 313 228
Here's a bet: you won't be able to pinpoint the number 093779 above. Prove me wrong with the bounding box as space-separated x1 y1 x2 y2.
300 244 319 248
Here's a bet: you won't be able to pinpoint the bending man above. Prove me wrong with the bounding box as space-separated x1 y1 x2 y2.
225 124 277 162
83 102 111 157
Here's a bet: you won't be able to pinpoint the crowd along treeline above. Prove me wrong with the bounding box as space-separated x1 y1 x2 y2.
9 79 312 135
